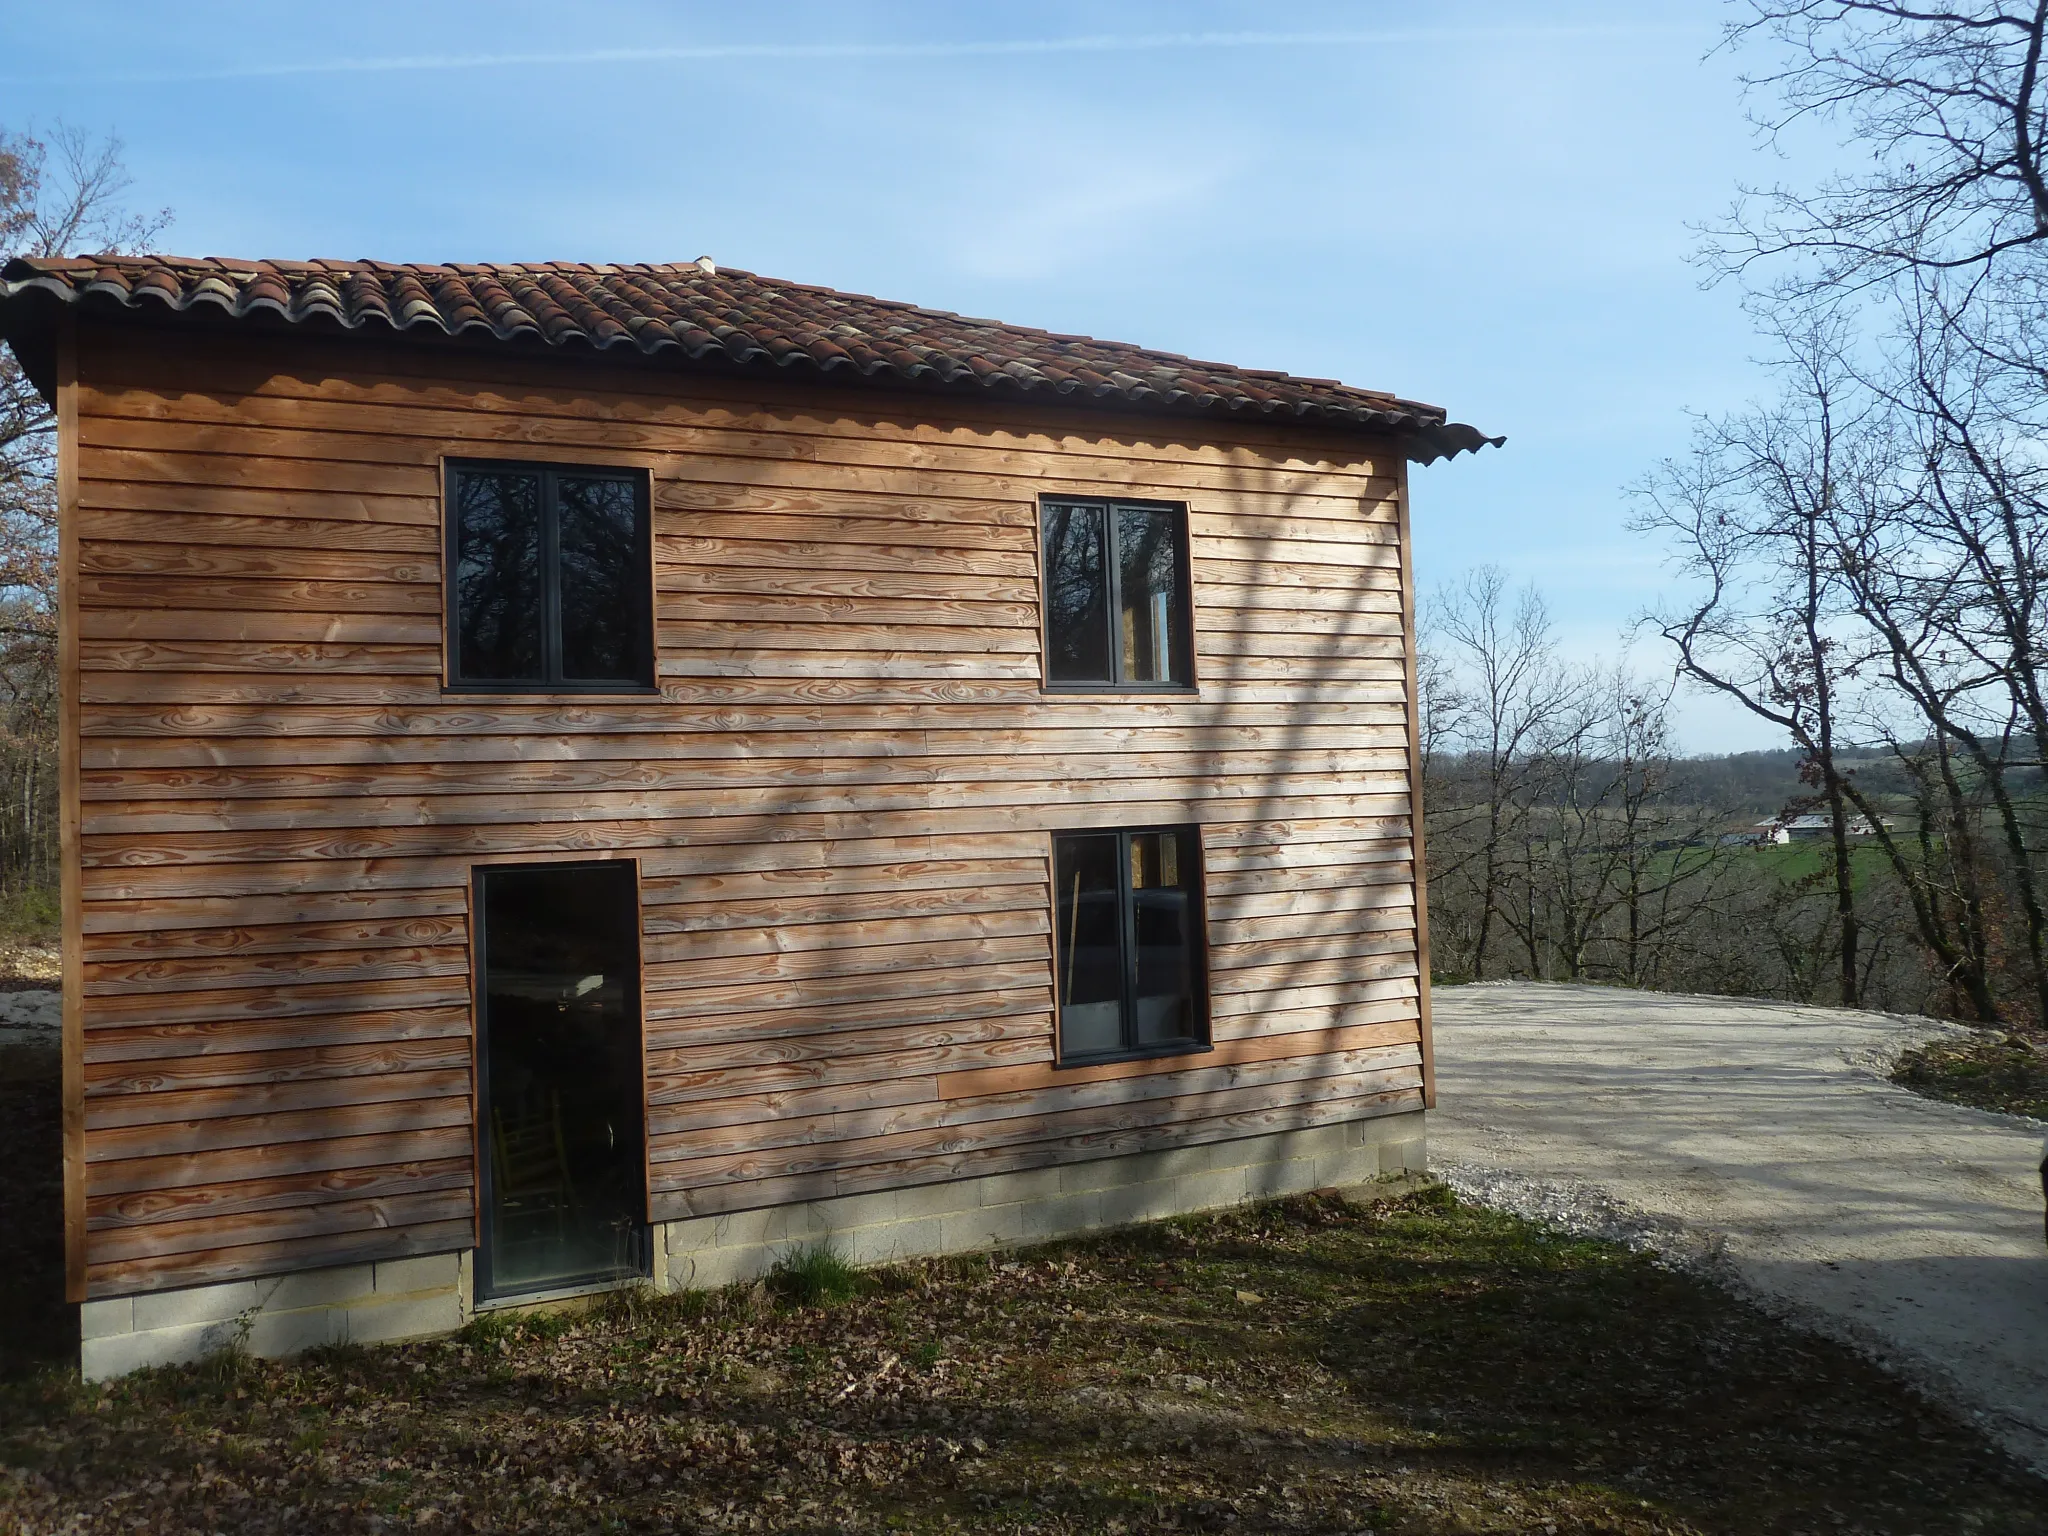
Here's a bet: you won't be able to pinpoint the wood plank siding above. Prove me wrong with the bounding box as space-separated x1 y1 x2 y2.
65 320 1428 1298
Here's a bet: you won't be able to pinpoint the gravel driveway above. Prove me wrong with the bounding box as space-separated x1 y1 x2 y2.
1430 982 2048 1471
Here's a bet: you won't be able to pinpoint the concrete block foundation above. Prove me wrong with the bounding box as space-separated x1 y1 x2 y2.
79 1110 1425 1378
79 1252 471 1381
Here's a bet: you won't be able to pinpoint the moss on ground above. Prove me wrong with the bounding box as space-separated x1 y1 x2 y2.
0 884 59 986
2 1183 2040 1534
1893 1031 2048 1121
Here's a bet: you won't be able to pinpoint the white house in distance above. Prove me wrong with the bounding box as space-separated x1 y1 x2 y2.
1747 813 1895 845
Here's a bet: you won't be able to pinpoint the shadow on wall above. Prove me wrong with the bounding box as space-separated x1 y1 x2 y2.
1066 431 1427 1181
0 1053 74 1379
80 375 1432 1306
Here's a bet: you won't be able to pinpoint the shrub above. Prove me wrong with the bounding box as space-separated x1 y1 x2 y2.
0 883 58 946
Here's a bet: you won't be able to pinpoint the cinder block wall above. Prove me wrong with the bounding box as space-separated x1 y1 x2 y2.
80 1254 471 1381
655 1110 1425 1290
79 1113 1425 1379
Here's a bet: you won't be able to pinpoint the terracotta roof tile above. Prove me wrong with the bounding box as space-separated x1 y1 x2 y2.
0 254 1501 462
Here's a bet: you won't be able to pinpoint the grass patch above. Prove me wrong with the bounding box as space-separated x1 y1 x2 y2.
0 884 57 947
766 1243 865 1308
1 1185 2040 1534
1894 1030 2048 1120
0 883 58 987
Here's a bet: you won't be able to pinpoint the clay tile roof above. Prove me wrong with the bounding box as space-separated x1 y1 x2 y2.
0 254 1501 462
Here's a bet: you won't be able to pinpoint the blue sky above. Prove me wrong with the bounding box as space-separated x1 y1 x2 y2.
5 0 1804 749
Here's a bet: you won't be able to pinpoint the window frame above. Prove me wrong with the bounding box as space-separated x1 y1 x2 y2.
443 458 658 694
1048 823 1213 1067
1037 496 1199 694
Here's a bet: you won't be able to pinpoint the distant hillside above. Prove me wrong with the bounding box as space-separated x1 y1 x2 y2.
1674 749 1837 817
1433 741 2039 823
1669 749 1806 816
1675 745 2027 817
1433 745 1959 820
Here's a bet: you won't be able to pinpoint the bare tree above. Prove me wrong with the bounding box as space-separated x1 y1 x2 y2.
1715 3 2048 294
1675 5 2048 1025
1425 568 1582 980
1631 325 1877 1007
1479 662 1748 989
1509 677 1612 981
1821 289 2048 1024
1580 670 1736 991
1423 590 1763 995
1864 716 2005 1020
0 125 168 888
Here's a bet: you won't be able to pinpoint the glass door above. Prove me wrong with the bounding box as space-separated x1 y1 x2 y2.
475 860 650 1299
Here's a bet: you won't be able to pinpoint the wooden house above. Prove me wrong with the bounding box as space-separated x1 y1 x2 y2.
0 256 1497 1375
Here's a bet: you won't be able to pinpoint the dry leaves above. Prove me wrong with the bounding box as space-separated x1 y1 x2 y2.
1 1189 2041 1534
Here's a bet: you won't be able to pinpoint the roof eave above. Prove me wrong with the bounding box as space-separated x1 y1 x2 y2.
0 280 65 403
1408 420 1509 465
0 264 1504 462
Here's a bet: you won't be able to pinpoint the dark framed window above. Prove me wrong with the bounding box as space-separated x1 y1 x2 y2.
446 461 655 691
1040 498 1194 689
1052 825 1209 1064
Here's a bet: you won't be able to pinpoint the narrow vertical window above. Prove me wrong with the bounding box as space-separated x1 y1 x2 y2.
556 474 647 681
1042 501 1111 683
1052 825 1209 1062
1054 833 1125 1057
1116 504 1183 684
453 469 545 684
447 461 653 690
1128 829 1200 1046
1040 498 1192 688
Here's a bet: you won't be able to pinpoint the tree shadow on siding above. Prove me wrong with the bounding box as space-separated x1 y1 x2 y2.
0 1049 74 1380
1115 425 1428 1165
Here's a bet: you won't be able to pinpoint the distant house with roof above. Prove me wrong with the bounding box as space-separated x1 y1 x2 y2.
1745 813 1895 844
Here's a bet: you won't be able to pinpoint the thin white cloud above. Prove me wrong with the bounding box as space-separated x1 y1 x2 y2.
14 26 1709 86
946 152 1243 283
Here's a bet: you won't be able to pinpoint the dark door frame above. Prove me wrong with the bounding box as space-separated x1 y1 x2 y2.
471 857 652 1303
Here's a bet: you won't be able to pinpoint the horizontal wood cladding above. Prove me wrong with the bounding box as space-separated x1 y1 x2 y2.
68 322 1425 1297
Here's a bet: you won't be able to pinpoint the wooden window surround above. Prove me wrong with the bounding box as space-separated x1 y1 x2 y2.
1050 825 1211 1065
445 459 656 692
1039 497 1196 692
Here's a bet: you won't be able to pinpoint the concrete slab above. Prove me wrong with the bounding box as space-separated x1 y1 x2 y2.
1431 981 2048 1471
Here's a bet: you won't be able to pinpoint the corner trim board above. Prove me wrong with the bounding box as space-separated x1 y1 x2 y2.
58 311 85 1301
1393 452 1437 1109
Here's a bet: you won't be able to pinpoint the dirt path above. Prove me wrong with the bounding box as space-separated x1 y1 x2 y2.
1430 982 2048 1471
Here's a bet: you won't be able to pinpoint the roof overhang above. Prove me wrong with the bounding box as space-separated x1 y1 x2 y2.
1 255 1504 464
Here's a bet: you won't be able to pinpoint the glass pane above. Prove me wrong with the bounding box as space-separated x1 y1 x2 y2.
480 862 647 1297
454 470 544 682
1130 830 1199 1046
1043 502 1111 683
1054 833 1124 1056
558 476 646 683
1117 505 1185 684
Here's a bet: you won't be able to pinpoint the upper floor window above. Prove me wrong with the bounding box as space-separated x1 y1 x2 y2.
447 461 655 691
1040 498 1193 689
